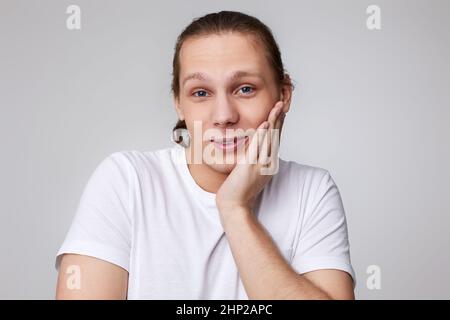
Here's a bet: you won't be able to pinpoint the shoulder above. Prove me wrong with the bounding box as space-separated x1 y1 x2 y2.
274 158 342 216
278 157 332 190
104 146 175 176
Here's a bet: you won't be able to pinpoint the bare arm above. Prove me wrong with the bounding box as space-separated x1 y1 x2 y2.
301 268 354 300
219 206 355 300
55 254 129 300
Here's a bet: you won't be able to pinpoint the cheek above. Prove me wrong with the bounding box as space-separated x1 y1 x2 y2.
239 101 273 127
183 105 209 125
183 109 211 141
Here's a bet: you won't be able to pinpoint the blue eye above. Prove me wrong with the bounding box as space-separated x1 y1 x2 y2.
193 90 208 97
239 86 254 94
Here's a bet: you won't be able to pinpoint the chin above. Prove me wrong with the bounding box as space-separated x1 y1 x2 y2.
207 162 237 174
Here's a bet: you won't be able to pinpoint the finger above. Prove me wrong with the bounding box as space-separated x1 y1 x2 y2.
251 101 283 165
258 125 270 167
267 101 284 156
260 125 281 174
275 112 286 145
247 120 269 165
268 101 284 127
274 110 285 142
274 106 285 129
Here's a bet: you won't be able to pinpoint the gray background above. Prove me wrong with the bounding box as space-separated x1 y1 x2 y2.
1 0 449 299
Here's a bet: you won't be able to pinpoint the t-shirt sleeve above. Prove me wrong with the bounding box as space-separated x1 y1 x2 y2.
291 170 356 288
55 152 132 272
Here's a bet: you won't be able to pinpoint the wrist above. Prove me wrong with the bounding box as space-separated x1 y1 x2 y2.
217 204 252 222
217 203 249 214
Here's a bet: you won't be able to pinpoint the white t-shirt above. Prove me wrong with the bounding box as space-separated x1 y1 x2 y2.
55 144 356 299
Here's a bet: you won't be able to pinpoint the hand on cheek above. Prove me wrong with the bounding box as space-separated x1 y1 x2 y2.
215 100 287 212
264 100 285 158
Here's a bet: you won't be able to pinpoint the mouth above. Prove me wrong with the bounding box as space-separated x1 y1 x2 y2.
211 136 249 151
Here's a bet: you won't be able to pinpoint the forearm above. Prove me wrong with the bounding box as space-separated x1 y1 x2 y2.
219 206 331 300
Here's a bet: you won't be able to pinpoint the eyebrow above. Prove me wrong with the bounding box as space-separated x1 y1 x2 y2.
182 70 263 87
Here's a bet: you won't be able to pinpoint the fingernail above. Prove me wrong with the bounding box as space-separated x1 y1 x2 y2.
275 107 282 117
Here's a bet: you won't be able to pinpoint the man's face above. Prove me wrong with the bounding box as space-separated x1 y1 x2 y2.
175 32 281 174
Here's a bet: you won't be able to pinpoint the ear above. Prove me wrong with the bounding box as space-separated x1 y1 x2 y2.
279 74 293 114
173 96 185 121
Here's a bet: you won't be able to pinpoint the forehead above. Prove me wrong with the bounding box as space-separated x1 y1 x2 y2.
179 33 270 77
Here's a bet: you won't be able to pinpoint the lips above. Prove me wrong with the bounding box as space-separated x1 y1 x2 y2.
211 136 248 151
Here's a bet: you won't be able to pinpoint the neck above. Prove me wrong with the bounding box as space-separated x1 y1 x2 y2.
184 146 228 194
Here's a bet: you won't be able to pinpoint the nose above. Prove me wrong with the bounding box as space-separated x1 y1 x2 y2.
212 93 239 128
